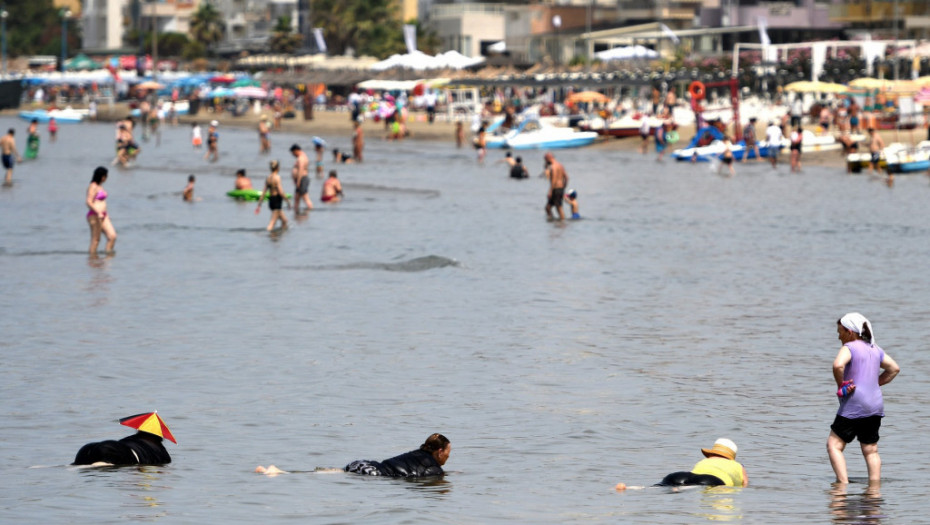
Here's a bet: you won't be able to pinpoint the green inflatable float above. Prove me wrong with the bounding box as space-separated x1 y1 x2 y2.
226 189 292 201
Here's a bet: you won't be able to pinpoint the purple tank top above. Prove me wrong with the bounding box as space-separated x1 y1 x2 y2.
837 340 886 419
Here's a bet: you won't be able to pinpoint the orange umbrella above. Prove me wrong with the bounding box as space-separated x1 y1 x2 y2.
136 80 164 90
119 412 177 443
566 91 609 104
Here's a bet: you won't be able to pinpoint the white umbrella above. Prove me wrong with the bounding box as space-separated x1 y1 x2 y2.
595 45 659 61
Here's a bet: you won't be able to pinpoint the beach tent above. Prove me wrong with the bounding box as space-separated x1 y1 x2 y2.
594 45 658 61
65 54 103 71
370 50 485 71
435 50 485 69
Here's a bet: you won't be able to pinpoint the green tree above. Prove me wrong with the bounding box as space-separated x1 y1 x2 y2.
268 16 303 54
2 0 80 57
189 1 225 52
310 0 400 57
182 41 206 61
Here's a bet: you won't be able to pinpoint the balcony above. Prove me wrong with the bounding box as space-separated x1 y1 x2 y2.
829 2 927 23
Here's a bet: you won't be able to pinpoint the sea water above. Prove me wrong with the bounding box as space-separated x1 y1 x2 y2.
2 115 930 523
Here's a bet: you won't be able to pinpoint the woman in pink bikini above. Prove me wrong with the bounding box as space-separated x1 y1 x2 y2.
86 166 117 254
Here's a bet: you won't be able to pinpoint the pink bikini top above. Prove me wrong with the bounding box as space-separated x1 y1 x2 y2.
94 189 107 201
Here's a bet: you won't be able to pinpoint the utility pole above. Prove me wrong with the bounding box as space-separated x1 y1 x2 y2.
893 0 899 81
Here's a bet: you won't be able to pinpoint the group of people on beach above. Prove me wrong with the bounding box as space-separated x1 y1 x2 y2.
72 310 899 491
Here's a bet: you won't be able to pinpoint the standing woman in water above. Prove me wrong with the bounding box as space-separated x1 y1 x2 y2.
86 166 117 254
255 160 290 231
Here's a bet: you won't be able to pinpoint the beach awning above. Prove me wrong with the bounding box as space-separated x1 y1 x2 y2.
356 79 421 91
784 81 847 94
594 45 659 61
65 54 103 71
566 91 609 104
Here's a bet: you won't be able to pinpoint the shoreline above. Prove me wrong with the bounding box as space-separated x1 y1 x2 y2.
6 101 912 169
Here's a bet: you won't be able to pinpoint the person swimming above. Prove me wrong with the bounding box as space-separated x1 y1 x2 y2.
256 433 451 478
344 433 451 478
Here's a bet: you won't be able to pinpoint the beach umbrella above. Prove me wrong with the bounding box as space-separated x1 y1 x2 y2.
784 81 846 94
65 54 103 71
209 87 236 97
136 80 165 90
210 75 236 84
234 86 268 98
119 412 177 444
231 78 260 88
566 91 609 104
848 77 892 90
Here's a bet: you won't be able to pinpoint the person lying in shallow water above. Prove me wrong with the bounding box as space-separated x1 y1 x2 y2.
656 438 748 488
256 433 451 478
615 438 748 491
72 431 171 466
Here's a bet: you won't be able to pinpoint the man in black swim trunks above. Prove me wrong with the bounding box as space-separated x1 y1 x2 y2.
1 128 22 185
544 151 568 220
868 128 884 175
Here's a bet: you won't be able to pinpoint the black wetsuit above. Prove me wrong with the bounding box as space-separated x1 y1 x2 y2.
344 449 443 478
72 432 171 465
656 471 724 487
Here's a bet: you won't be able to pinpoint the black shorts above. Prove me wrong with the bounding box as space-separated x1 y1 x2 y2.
548 188 565 207
723 157 733 165
268 195 283 210
790 116 801 128
831 414 882 444
871 152 881 164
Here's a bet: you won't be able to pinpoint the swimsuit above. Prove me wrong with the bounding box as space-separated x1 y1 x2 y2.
297 176 310 195
87 189 107 218
548 188 565 207
321 194 336 203
268 195 283 210
2 154 12 169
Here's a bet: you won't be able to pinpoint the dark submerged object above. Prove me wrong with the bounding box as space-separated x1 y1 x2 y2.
72 432 171 466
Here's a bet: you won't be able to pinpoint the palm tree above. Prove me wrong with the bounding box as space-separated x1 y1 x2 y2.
268 16 303 54
189 1 224 52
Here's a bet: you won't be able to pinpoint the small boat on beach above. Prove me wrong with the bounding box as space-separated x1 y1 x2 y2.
883 142 930 173
579 113 660 138
503 119 598 150
18 107 87 124
129 100 190 118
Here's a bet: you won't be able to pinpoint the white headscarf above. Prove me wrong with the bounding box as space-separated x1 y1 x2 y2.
840 312 874 345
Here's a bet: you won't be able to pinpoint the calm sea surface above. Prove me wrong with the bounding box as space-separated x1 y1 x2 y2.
2 114 930 524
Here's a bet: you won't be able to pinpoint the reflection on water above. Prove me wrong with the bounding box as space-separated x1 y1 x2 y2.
84 254 113 307
696 487 743 522
829 482 885 524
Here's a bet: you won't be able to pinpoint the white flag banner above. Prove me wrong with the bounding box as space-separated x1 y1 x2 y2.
403 24 417 54
861 42 887 76
757 16 771 47
763 46 778 65
312 28 327 54
660 24 680 44
811 43 826 81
